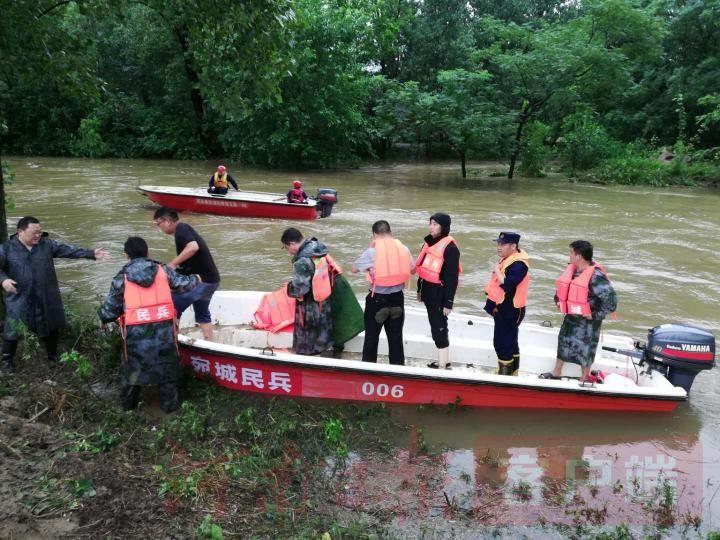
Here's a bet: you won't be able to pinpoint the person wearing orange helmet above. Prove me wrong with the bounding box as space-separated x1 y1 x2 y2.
207 165 238 195
286 179 308 204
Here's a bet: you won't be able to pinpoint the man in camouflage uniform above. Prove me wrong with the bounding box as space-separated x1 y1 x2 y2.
281 228 334 355
545 240 617 382
98 237 200 413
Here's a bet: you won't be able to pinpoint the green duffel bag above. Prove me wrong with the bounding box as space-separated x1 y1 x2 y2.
330 273 364 346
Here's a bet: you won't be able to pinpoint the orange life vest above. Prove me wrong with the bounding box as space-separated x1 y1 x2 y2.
252 286 296 333
213 171 229 189
415 236 462 285
312 254 342 302
555 262 609 316
484 250 530 308
365 237 412 294
122 265 175 326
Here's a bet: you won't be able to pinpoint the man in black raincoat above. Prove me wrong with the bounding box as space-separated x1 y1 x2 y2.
98 237 200 412
0 216 109 373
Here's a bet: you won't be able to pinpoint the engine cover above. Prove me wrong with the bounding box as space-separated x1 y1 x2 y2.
646 323 715 372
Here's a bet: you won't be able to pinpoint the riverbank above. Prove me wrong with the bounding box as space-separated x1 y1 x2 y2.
1 311 718 539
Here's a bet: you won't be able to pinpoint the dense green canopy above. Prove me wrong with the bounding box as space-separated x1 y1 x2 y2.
1 0 719 179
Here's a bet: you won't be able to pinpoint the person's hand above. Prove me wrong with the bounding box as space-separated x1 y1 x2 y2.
167 262 177 270
416 292 421 302
94 248 110 261
196 274 203 283
443 307 452 316
584 314 593 320
2 279 18 294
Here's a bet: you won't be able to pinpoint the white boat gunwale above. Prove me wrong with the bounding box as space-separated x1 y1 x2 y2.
179 336 688 402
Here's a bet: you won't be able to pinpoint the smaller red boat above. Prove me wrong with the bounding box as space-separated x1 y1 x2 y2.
137 185 338 220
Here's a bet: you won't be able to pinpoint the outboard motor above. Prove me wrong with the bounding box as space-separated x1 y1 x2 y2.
315 188 338 218
604 323 715 394
645 324 715 393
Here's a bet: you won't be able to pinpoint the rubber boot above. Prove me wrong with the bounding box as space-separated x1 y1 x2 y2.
512 354 521 376
438 347 450 369
497 358 513 376
0 353 15 374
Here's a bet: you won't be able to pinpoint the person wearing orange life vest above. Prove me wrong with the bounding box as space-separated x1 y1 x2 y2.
484 232 530 376
98 237 201 413
416 213 460 369
207 165 238 195
286 179 309 204
281 227 337 355
351 220 415 365
541 240 617 382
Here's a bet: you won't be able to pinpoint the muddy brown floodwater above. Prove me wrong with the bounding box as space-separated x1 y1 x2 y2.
6 156 720 533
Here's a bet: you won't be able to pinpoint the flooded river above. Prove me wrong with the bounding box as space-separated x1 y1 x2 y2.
6 156 720 531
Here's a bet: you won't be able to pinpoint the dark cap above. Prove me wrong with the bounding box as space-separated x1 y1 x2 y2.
429 213 451 235
494 231 520 245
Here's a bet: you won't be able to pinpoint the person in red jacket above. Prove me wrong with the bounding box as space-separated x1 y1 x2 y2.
286 180 308 204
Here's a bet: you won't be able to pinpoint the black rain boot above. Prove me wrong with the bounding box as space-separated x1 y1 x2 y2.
1 340 19 374
497 358 513 376
0 353 15 374
42 333 59 363
512 354 521 376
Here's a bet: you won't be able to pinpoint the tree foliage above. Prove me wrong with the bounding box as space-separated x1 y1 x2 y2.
0 0 718 183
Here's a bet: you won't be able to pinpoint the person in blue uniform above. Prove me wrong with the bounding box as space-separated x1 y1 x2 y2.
484 232 530 376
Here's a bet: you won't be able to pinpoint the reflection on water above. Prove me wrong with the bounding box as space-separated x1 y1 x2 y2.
7 156 720 529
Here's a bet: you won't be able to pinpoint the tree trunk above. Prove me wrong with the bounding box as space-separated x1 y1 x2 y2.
0 153 7 243
173 25 215 155
508 111 529 180
460 150 466 178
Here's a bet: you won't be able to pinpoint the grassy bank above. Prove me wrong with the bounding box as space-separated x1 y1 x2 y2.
2 310 719 538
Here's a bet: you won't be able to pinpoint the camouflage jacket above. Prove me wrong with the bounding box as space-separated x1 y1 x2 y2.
287 238 333 355
98 258 199 386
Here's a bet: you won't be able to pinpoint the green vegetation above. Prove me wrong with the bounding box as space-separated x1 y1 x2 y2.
0 0 719 184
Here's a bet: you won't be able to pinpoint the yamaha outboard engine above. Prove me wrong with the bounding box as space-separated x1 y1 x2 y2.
645 324 715 393
315 188 338 218
604 323 715 394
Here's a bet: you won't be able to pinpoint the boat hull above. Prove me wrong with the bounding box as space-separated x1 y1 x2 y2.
139 186 319 220
179 344 681 412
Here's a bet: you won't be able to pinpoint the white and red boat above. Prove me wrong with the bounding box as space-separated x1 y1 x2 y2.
137 185 338 220
178 292 715 412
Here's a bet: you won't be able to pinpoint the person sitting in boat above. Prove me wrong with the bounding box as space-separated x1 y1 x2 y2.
286 180 308 204
541 240 617 382
207 165 238 195
281 227 339 355
98 236 201 413
484 232 530 376
416 213 461 370
352 220 414 366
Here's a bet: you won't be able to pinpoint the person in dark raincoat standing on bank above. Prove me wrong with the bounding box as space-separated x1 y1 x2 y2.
0 216 109 373
98 237 200 412
281 228 337 355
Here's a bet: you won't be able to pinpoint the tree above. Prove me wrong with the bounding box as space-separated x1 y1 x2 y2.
432 69 510 177
135 0 295 154
477 0 664 178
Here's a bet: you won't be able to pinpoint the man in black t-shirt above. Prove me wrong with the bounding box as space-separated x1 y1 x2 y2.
153 207 220 341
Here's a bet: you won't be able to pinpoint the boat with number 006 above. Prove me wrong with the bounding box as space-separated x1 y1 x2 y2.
137 185 338 220
178 291 715 412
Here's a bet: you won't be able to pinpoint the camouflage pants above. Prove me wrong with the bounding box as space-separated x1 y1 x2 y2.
120 382 179 413
556 315 604 367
